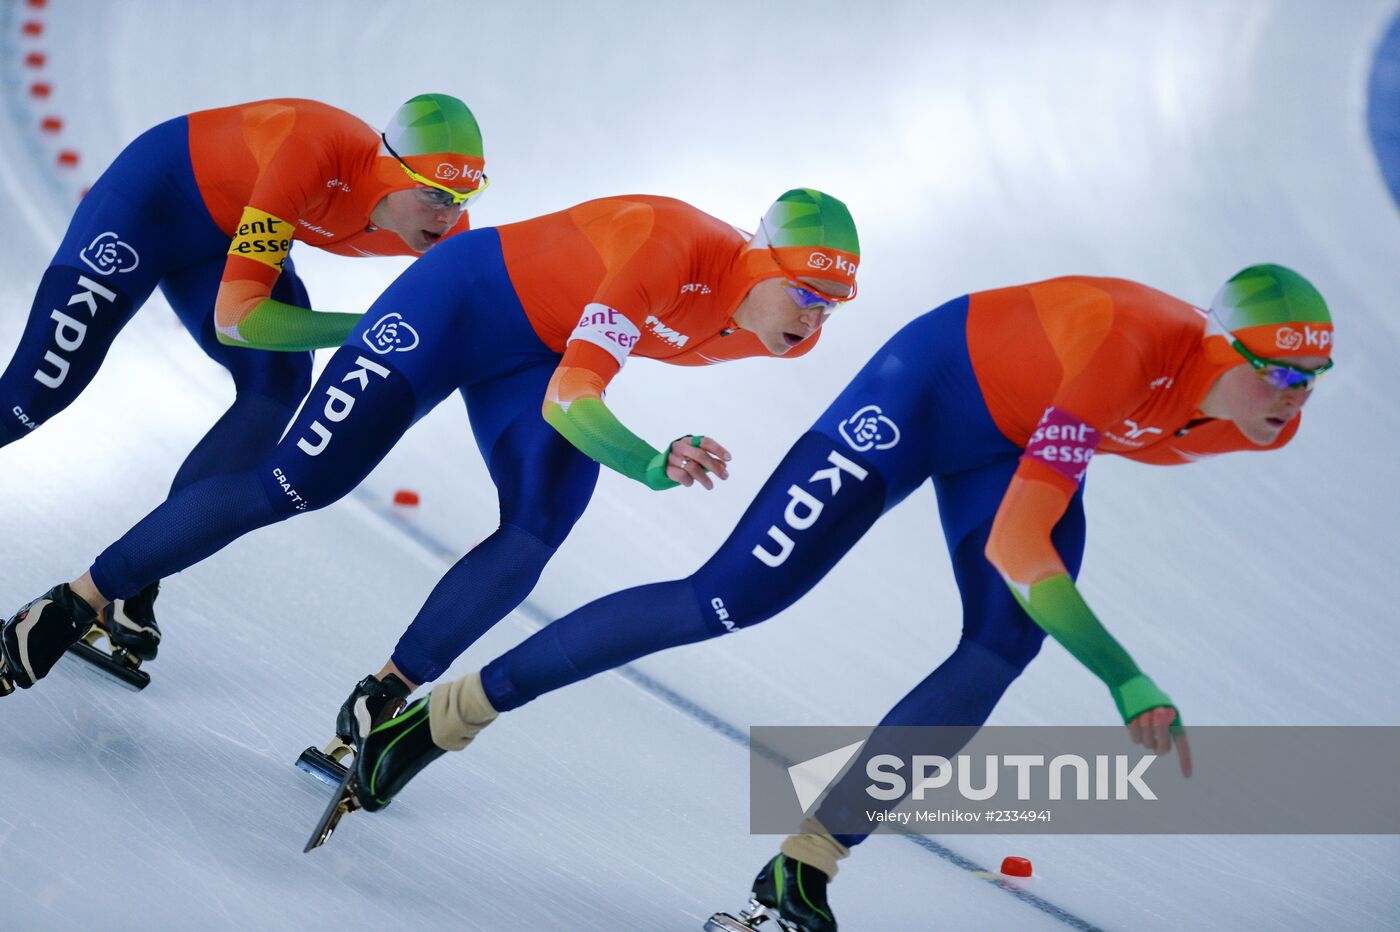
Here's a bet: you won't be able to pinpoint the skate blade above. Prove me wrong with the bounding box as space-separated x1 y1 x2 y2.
65 627 150 691
0 657 13 697
295 742 351 788
704 902 786 932
304 766 361 852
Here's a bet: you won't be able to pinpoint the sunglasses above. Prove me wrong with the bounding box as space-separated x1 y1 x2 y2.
381 134 488 209
1231 338 1333 391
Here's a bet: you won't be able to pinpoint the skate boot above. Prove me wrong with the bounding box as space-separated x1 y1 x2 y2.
354 697 445 812
64 580 159 690
1 584 99 695
303 697 446 851
100 580 162 661
296 673 412 787
705 854 837 932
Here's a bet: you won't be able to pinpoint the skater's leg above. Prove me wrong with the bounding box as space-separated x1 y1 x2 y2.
78 228 513 607
385 359 600 687
478 428 909 711
161 254 314 492
0 117 225 447
810 459 1088 850
472 304 986 712
83 345 419 604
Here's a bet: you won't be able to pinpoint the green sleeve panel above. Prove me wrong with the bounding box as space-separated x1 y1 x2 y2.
543 396 678 490
1010 573 1177 723
216 297 361 352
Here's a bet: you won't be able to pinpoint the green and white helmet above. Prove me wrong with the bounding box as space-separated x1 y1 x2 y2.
748 188 860 296
1208 264 1333 359
381 93 486 190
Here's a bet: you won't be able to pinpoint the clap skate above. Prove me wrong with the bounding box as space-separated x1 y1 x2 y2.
305 697 443 851
2 584 101 695
705 855 837 932
296 673 411 787
62 581 161 691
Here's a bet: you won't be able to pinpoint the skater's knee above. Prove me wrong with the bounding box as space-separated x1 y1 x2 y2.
228 353 313 408
959 633 1039 680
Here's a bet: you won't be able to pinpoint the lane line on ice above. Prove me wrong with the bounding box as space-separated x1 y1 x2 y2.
347 490 1106 932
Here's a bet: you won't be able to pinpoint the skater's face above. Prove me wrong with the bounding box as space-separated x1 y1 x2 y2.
1206 354 1327 445
370 188 470 253
732 276 850 354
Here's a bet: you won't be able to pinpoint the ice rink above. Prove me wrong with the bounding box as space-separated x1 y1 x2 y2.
1 1 1397 929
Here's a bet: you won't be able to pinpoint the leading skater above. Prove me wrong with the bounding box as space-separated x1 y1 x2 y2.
338 265 1333 930
0 94 488 668
1 189 861 742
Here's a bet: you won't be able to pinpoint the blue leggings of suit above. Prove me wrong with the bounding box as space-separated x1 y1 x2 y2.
476 298 1088 848
0 117 313 493
88 228 600 686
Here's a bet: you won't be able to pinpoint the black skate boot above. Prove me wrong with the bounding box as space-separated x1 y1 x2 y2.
0 584 99 695
353 697 444 812
303 697 445 851
296 673 412 787
99 580 162 661
64 580 158 690
705 854 837 932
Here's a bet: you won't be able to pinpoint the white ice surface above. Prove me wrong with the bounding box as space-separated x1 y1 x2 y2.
1 1 1398 930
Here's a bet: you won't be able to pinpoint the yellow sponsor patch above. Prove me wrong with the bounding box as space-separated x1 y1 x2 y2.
228 205 292 270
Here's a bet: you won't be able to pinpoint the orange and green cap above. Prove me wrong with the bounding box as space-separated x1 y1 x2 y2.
382 93 486 191
1208 264 1333 359
748 188 859 293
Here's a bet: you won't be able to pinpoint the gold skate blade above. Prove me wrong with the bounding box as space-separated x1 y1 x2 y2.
304 769 361 852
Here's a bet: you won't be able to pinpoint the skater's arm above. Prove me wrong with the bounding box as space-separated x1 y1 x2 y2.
211 209 360 351
214 276 360 351
213 129 360 350
984 448 1178 725
541 343 680 490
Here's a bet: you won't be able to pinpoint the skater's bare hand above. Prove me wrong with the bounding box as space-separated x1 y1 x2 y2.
1127 706 1192 777
665 435 731 490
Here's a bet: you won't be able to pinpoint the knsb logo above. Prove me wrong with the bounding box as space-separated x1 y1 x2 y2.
296 355 391 457
80 232 140 276
838 405 900 453
752 449 868 568
807 252 857 278
362 312 421 355
1274 325 1331 353
435 163 484 184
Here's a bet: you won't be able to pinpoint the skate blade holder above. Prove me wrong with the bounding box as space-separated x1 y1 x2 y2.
304 772 362 852
65 624 150 691
0 660 13 697
295 739 352 788
704 901 791 932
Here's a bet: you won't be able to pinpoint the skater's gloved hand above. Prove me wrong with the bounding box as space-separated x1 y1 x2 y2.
1126 706 1192 777
656 435 732 490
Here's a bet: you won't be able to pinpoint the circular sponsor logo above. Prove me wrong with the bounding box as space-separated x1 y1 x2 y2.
1275 327 1304 352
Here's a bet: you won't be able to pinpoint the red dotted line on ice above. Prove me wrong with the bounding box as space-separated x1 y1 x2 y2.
18 0 88 196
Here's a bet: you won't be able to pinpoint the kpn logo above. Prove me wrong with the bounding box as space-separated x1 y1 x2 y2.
787 739 867 812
